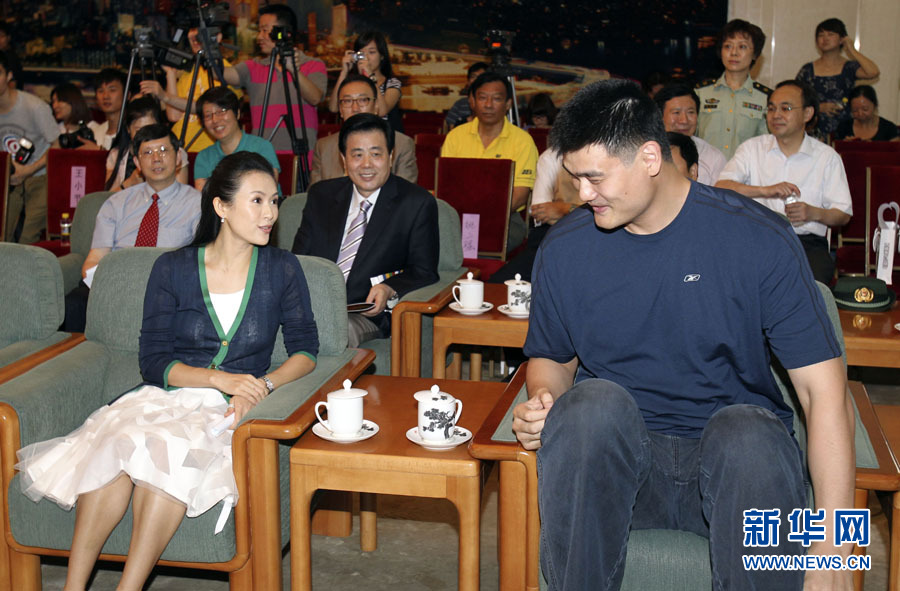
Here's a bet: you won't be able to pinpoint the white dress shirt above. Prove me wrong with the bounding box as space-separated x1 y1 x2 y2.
718 134 852 237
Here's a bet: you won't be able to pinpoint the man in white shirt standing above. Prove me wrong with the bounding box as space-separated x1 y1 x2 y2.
654 83 726 185
717 79 851 284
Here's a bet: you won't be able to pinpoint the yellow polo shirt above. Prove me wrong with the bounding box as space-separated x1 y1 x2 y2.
172 59 240 152
441 118 538 189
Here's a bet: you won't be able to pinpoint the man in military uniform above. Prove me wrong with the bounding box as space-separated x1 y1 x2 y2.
696 19 770 159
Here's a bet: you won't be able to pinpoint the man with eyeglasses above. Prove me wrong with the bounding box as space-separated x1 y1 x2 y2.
310 73 417 185
717 80 851 283
193 86 280 192
64 124 201 332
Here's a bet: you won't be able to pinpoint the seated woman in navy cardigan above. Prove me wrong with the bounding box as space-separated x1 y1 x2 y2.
15 151 319 591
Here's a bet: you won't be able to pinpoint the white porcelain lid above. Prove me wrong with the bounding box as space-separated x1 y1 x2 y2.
327 379 368 399
504 273 529 286
413 384 454 403
456 271 481 285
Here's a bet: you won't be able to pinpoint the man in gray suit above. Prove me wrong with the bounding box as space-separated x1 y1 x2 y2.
310 73 417 185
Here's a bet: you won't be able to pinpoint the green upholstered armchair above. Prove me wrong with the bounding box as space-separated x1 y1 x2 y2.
0 244 83 374
56 191 112 295
272 193 307 252
470 283 900 591
0 248 373 591
361 197 468 377
272 193 468 377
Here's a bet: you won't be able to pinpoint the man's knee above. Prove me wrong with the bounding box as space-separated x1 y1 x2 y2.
702 405 801 479
544 379 642 446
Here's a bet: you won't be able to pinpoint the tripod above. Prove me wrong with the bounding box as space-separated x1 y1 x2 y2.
178 15 227 150
258 43 311 194
116 37 159 142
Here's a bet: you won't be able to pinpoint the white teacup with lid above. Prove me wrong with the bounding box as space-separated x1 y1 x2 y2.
315 379 367 439
504 273 532 314
452 272 484 310
414 385 463 442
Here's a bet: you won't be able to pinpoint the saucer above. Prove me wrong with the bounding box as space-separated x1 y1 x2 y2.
405 426 472 451
895 323 900 332
497 304 529 319
449 302 493 316
312 420 379 443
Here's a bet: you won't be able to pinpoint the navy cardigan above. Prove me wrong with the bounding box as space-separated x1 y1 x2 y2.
139 245 319 388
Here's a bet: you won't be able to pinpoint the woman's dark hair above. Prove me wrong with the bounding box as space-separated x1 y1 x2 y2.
338 112 395 155
105 96 167 190
51 83 92 127
816 18 848 39
353 31 394 79
192 152 278 246
848 85 878 108
717 19 766 61
527 93 558 126
196 86 241 119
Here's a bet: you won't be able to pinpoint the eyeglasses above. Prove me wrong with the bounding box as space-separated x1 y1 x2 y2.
339 96 373 108
767 105 796 114
139 145 174 158
202 107 231 121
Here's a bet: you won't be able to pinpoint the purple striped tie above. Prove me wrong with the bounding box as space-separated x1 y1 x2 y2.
337 199 372 281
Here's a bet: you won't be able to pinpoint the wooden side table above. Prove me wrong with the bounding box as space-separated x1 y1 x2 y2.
432 283 528 380
289 375 507 591
839 303 900 368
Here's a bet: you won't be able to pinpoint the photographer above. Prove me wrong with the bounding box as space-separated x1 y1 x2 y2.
139 26 240 152
219 4 326 153
329 31 402 133
51 83 100 150
0 50 60 244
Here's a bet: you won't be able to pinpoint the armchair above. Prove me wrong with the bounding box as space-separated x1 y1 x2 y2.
0 247 373 591
362 197 468 377
0 244 83 373
471 282 900 591
56 191 112 295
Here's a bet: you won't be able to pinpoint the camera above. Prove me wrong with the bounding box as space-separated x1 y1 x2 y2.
351 51 366 64
14 138 34 165
485 29 515 74
59 123 96 149
197 1 229 28
269 26 295 53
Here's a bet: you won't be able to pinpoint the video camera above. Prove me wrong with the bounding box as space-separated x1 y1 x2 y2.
269 26 295 54
133 26 193 71
485 29 515 74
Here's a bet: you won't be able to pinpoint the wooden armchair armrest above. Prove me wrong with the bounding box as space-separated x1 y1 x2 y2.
0 334 85 386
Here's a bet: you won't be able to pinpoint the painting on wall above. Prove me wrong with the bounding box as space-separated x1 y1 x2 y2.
5 0 727 112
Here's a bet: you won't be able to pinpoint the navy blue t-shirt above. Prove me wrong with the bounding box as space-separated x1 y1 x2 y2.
524 181 842 438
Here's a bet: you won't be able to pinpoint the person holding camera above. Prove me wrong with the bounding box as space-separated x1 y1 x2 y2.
329 31 403 133
51 83 101 150
219 4 326 154
0 51 60 244
139 27 240 153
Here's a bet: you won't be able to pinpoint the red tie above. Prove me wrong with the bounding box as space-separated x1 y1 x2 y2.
134 193 160 247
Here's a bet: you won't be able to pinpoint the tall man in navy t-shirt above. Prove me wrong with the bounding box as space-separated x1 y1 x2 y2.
512 80 853 591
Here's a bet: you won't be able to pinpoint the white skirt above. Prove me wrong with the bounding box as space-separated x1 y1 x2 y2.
15 385 237 528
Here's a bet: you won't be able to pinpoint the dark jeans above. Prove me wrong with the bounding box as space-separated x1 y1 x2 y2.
536 379 806 591
798 233 834 285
